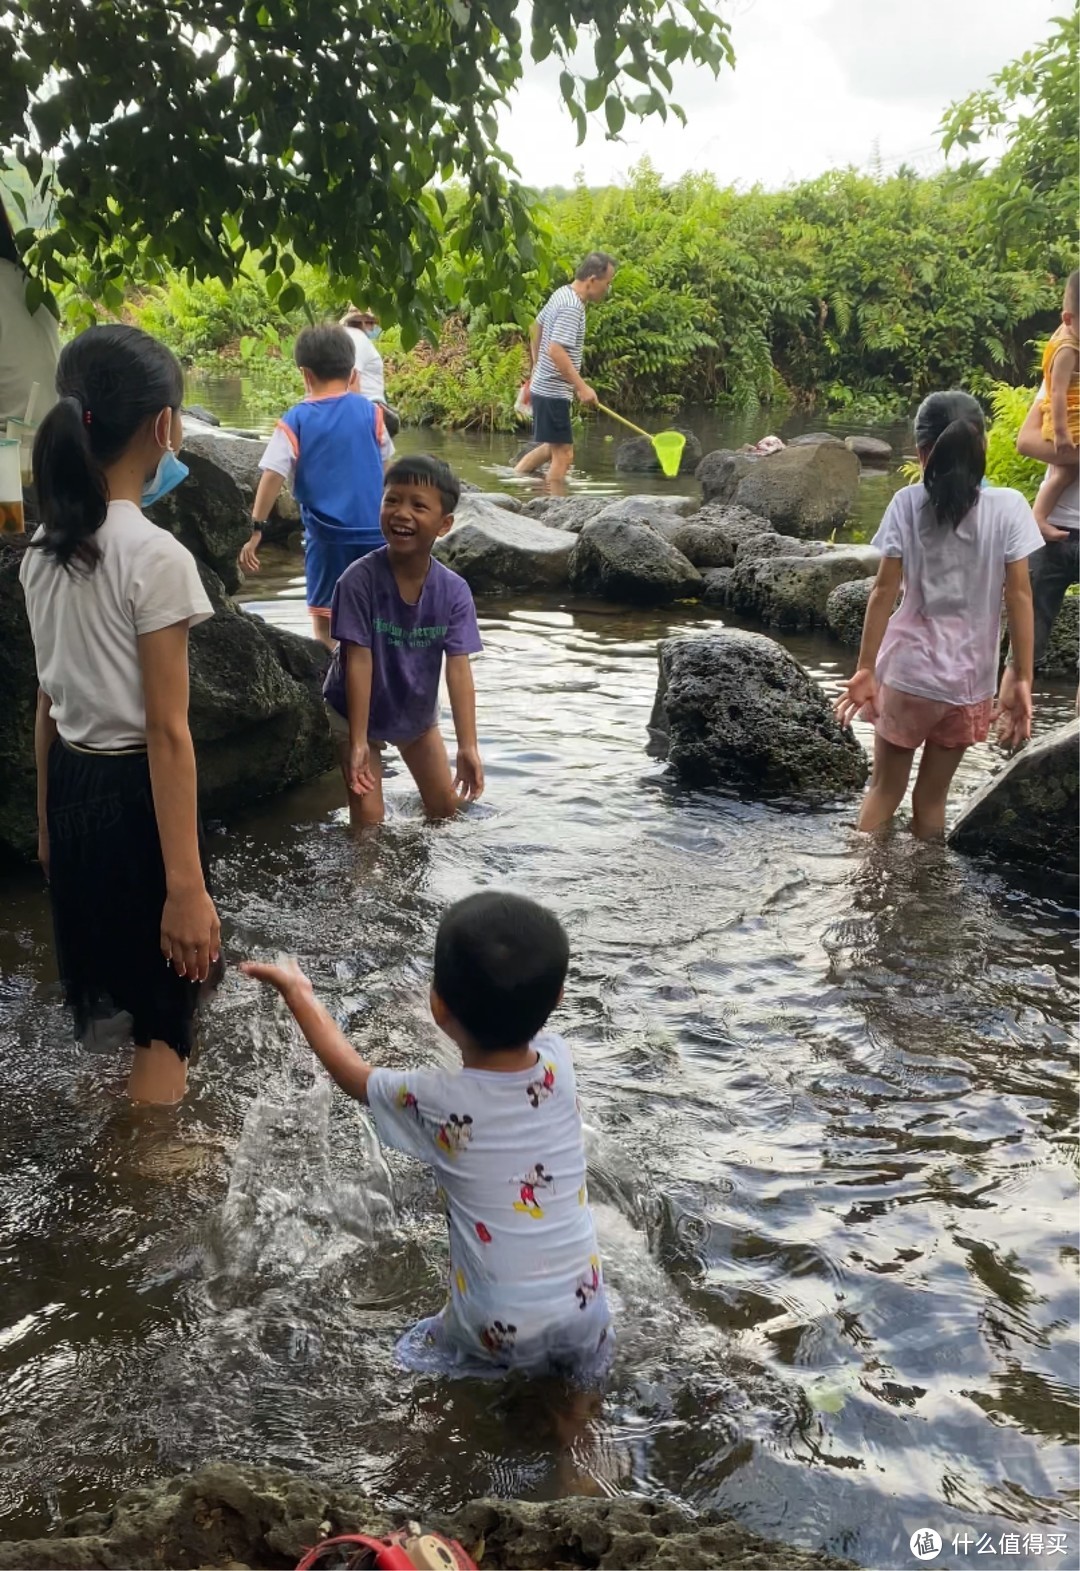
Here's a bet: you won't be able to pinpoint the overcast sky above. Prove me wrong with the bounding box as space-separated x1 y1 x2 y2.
499 0 1059 190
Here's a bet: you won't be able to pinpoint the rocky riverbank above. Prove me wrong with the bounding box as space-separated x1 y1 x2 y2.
0 1462 858 1570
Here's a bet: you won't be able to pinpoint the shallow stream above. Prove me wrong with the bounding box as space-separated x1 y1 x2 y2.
0 423 1077 1569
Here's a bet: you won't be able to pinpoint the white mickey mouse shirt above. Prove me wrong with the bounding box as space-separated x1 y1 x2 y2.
367 1032 611 1376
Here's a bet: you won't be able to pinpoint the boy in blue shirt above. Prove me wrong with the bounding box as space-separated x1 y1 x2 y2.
239 324 394 647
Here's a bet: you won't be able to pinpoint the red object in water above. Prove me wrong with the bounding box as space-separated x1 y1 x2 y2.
296 1530 477 1570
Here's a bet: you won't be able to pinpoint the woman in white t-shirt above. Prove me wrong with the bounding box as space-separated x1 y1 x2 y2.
835 390 1042 838
19 325 221 1105
340 307 386 406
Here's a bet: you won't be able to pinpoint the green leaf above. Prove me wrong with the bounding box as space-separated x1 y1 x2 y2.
584 77 606 112
605 96 626 136
278 281 304 313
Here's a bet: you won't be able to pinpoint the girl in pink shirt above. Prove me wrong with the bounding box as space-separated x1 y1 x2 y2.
835 390 1043 838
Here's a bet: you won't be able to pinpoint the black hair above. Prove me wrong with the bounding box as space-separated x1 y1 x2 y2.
294 323 355 383
32 324 184 572
575 251 616 282
1065 270 1079 316
913 390 986 531
433 891 570 1052
383 454 461 516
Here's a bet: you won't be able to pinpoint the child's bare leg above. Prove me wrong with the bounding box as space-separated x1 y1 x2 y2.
309 610 335 650
399 726 458 819
857 736 915 832
1033 464 1074 528
127 1040 188 1105
336 738 385 828
910 742 966 840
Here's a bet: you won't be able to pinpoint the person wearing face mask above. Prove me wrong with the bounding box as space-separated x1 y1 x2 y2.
340 307 400 436
19 325 221 1106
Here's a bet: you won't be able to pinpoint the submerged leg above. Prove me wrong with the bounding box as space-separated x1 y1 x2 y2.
127 1040 188 1105
910 742 967 840
857 735 915 833
399 727 458 820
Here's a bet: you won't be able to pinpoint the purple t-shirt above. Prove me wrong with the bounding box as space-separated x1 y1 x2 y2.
324 548 482 742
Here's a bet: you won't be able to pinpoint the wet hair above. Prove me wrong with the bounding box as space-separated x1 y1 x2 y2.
1065 270 1079 316
294 324 355 383
913 390 986 531
340 306 377 330
32 324 183 573
383 454 461 515
575 251 617 282
434 892 570 1053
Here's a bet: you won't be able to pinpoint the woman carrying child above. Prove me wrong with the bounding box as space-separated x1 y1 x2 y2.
20 325 220 1104
835 390 1043 837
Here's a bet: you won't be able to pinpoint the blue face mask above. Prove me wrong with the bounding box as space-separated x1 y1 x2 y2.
366 326 381 342
141 449 189 509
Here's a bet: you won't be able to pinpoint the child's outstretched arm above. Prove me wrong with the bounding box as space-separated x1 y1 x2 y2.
446 654 484 801
240 471 287 573
239 959 373 1102
834 557 904 726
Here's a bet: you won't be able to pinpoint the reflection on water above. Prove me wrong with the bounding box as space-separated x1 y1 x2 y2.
0 589 1076 1566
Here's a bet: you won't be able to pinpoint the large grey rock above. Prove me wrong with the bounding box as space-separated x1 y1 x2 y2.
949 719 1079 874
594 494 699 524
647 631 868 801
523 495 610 534
148 451 249 593
788 431 846 448
434 499 574 591
734 533 827 566
570 518 703 605
0 538 334 866
662 523 744 570
702 567 735 608
473 492 522 514
825 578 874 646
845 434 893 464
671 503 776 567
730 547 880 630
697 443 860 536
180 422 299 540
1038 593 1078 677
615 430 703 475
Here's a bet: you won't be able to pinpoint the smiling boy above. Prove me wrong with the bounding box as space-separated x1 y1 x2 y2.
322 455 484 825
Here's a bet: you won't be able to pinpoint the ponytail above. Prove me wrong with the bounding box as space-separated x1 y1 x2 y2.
32 395 109 571
32 323 184 575
913 389 986 531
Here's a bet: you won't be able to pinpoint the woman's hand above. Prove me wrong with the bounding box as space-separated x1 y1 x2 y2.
161 884 221 982
994 674 1033 748
348 740 376 796
454 745 485 802
834 669 878 729
239 534 262 574
238 957 312 1004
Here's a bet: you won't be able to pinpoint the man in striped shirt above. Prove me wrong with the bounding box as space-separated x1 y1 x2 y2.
515 252 616 488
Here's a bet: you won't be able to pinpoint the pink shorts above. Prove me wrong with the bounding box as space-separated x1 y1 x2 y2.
866 684 993 751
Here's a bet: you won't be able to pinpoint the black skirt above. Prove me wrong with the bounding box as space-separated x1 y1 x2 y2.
46 741 211 1058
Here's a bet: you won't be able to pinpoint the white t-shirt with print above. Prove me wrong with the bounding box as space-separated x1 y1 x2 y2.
20 500 212 748
367 1031 610 1371
872 484 1043 706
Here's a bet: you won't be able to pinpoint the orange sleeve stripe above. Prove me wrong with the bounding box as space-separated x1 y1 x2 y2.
276 419 300 457
374 404 385 444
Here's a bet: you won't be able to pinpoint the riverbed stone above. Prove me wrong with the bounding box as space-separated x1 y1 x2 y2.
148 450 250 594
735 532 828 565
826 578 874 646
570 518 703 604
731 547 880 630
615 429 703 475
660 522 745 569
523 494 610 533
697 443 860 536
0 536 334 865
434 498 574 591
647 630 868 800
788 431 846 447
472 491 522 513
1038 593 1079 677
0 1461 857 1570
594 494 699 524
948 718 1079 875
845 434 893 464
181 421 299 541
702 566 735 607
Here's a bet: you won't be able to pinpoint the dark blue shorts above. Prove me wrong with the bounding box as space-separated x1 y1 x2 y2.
304 535 378 613
531 393 574 447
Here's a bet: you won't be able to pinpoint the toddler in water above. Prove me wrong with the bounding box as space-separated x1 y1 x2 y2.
239 324 394 647
1033 270 1079 532
835 390 1042 836
322 454 484 825
241 892 612 1379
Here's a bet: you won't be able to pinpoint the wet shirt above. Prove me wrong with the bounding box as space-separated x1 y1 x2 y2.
872 484 1043 706
323 547 482 742
367 1032 611 1374
530 286 586 401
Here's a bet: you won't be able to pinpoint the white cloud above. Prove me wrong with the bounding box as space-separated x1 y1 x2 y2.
498 0 1059 190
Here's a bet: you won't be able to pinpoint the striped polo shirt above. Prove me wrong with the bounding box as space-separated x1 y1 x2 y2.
531 285 587 400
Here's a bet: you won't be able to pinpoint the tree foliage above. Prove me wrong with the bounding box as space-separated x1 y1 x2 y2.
0 0 732 341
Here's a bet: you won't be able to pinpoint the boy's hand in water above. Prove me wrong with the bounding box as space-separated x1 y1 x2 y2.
238 957 312 1004
834 669 878 728
455 745 485 802
348 740 377 796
